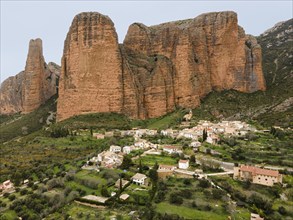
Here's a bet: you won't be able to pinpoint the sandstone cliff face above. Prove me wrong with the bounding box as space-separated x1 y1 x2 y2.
124 11 266 109
0 39 59 114
0 71 25 114
57 11 266 121
57 12 124 121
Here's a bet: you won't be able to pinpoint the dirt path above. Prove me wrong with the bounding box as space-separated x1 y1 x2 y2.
74 200 105 209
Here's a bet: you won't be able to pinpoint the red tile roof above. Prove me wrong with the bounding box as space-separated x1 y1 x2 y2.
164 146 179 149
159 165 176 170
240 165 279 177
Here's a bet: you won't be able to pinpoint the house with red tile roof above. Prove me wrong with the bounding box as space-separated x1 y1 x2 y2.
234 165 282 186
178 160 189 169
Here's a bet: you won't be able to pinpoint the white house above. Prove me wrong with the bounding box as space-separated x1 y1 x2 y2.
0 180 14 191
161 129 178 138
251 213 264 220
178 160 189 169
162 146 182 154
135 129 147 137
89 156 99 163
109 145 122 153
178 130 198 140
131 173 148 186
97 151 123 168
123 146 136 154
146 129 157 136
134 140 149 149
190 141 201 148
206 134 218 144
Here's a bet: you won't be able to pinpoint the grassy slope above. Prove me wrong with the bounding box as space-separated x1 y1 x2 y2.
192 89 293 127
191 19 293 128
156 202 227 220
56 112 131 131
0 95 57 143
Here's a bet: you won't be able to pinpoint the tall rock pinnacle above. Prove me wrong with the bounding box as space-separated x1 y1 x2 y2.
0 39 59 114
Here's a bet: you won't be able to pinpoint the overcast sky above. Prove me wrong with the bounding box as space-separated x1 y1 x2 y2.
1 0 292 83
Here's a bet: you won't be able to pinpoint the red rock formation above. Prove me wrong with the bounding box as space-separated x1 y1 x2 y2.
57 12 124 121
57 11 266 121
124 11 266 110
0 71 25 114
0 39 59 114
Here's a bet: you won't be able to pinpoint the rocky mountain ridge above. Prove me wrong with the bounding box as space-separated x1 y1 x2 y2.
57 11 266 121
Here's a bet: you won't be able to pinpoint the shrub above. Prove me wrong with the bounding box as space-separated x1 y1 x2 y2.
20 189 28 195
278 206 287 215
180 189 192 199
183 178 191 185
101 185 110 197
8 194 16 201
169 192 183 205
198 179 210 188
47 177 64 190
212 188 225 200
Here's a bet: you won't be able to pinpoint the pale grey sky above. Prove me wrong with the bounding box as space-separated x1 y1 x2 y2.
1 0 292 83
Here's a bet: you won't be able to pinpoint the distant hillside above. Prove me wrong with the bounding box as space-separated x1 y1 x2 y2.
258 19 293 89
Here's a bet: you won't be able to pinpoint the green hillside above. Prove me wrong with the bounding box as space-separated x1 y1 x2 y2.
0 95 57 143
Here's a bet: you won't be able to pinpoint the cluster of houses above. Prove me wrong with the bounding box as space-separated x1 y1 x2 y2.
87 139 158 169
92 120 254 142
93 129 158 140
160 120 255 144
233 165 283 186
89 121 283 189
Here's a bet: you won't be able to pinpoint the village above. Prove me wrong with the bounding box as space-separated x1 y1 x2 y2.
0 113 290 220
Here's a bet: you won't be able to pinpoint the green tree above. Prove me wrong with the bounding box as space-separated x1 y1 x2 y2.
149 169 158 183
12 171 22 186
190 155 196 164
8 194 16 201
203 129 207 142
139 158 143 173
101 185 110 197
120 155 133 170
90 127 93 136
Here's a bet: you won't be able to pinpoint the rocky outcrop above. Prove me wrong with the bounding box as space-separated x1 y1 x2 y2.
0 71 25 114
57 11 266 121
0 39 60 114
57 12 124 121
124 12 265 106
